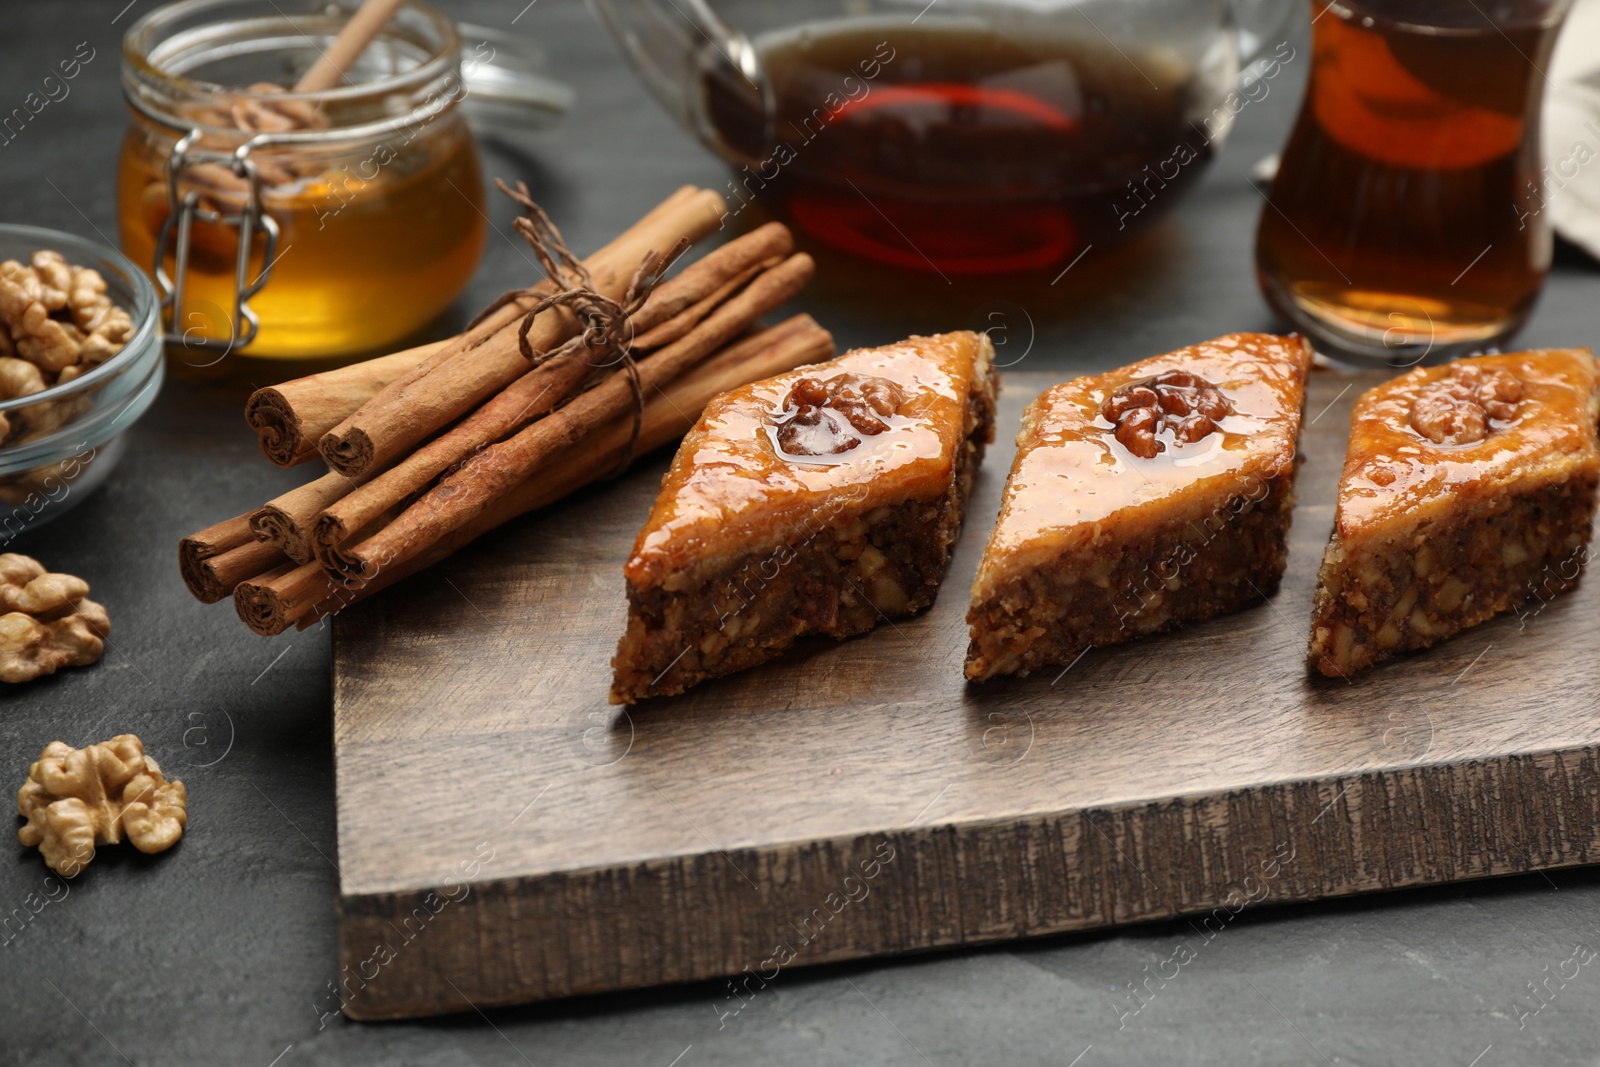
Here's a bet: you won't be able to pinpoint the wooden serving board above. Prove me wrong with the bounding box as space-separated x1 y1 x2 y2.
332 371 1600 1020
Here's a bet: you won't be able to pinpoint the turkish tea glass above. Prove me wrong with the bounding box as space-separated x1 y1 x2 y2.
1255 0 1572 367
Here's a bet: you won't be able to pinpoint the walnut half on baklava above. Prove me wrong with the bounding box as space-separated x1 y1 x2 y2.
610 331 997 703
1308 349 1600 677
964 332 1312 681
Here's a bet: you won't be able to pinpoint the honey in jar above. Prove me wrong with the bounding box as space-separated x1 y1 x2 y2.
118 0 488 360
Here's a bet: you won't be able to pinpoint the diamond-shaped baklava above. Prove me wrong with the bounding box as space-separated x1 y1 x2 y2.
612 331 997 703
1308 349 1600 676
965 332 1312 681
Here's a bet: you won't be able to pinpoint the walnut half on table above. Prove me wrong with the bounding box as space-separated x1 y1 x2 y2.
0 553 109 684
16 734 187 877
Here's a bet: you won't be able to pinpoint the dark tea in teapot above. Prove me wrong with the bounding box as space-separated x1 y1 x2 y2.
703 21 1250 274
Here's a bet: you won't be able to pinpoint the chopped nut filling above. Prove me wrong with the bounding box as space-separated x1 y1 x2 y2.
775 372 904 457
1409 365 1523 445
1102 370 1231 459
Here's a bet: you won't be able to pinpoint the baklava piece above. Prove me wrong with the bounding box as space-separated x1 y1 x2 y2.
611 331 997 703
1308 349 1600 677
965 333 1312 681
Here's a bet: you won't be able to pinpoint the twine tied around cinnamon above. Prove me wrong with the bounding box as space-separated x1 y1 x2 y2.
483 179 686 474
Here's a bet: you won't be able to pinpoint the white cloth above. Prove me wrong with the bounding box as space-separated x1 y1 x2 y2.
1546 0 1600 260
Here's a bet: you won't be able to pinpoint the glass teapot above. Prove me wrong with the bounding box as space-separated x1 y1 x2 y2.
592 0 1299 274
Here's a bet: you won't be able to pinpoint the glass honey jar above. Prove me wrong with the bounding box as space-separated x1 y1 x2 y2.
118 0 491 361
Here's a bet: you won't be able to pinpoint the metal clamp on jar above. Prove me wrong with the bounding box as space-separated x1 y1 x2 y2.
119 0 571 361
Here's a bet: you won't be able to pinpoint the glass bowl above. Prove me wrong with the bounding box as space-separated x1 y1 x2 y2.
0 223 163 538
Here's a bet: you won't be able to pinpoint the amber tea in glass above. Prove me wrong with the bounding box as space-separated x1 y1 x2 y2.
1256 0 1570 366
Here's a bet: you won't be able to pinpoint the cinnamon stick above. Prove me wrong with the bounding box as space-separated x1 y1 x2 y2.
244 339 447 467
323 252 814 583
308 224 798 571
632 259 773 350
235 495 395 633
250 470 361 563
319 185 727 477
627 222 792 340
179 513 288 603
283 315 833 631
310 354 586 568
234 560 332 634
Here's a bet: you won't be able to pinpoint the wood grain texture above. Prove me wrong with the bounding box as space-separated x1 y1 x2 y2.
331 371 1600 1020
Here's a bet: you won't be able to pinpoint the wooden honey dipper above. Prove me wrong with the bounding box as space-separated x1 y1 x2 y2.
294 0 409 93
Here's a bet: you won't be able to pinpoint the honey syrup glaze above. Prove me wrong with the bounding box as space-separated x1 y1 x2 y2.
625 331 994 588
1335 349 1600 537
978 333 1312 579
768 371 910 461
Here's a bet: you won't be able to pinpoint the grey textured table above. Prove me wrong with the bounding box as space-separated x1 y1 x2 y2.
4 2 1599 1065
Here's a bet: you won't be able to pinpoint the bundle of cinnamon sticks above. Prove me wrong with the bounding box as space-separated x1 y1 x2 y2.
181 183 834 635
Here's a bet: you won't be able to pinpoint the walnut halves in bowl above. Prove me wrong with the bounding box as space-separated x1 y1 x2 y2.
0 225 162 533
0 250 135 406
16 734 187 876
0 250 134 457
